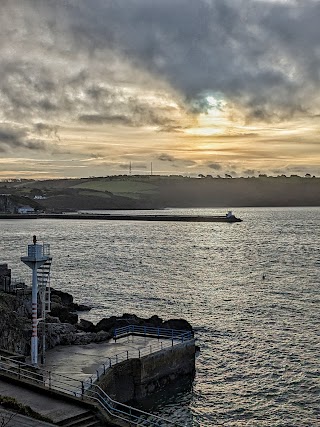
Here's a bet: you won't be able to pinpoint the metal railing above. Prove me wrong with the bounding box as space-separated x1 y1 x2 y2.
114 324 193 343
0 328 194 426
0 355 185 426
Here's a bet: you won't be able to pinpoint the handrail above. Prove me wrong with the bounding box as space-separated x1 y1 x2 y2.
0 328 194 426
114 324 193 342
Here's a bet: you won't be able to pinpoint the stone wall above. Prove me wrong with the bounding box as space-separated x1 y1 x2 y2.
97 340 196 403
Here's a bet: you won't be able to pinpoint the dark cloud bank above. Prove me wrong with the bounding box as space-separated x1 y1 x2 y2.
0 0 320 150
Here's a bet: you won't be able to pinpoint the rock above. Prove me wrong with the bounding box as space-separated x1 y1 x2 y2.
45 314 60 323
95 316 118 332
0 289 194 356
0 292 31 355
96 330 112 341
50 288 91 311
50 295 62 305
50 289 73 306
49 304 78 324
46 323 77 348
146 315 163 327
161 318 193 332
77 318 95 332
70 302 92 311
73 332 96 345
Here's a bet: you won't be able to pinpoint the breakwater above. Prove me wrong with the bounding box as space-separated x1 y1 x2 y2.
0 213 242 222
98 340 196 404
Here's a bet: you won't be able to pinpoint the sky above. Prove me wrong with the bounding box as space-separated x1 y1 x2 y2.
0 0 320 179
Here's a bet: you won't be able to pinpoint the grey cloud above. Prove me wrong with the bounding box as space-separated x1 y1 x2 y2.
79 114 133 126
62 0 320 121
207 163 222 171
0 127 46 151
157 153 196 167
1 0 320 134
78 96 178 128
34 123 61 141
158 153 175 162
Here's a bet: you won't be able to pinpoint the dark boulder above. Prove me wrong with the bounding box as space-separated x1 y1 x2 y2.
49 304 78 324
146 315 163 327
95 316 118 332
51 289 73 306
162 318 193 332
77 318 95 332
70 302 92 312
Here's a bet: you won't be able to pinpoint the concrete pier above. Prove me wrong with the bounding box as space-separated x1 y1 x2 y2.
0 212 242 222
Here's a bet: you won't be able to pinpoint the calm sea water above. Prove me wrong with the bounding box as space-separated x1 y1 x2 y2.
1 207 319 426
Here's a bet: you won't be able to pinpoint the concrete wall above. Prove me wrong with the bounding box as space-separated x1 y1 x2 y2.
97 340 196 403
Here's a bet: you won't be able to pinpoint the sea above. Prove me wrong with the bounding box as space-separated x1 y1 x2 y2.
1 207 319 426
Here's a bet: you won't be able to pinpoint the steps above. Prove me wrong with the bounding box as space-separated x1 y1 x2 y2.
57 411 103 427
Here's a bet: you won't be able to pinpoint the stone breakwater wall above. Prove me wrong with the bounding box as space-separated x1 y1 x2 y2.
97 340 196 403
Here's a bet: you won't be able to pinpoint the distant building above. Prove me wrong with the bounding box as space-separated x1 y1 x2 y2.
17 205 35 214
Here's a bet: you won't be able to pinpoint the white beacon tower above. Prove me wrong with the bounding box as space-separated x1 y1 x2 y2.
21 235 51 366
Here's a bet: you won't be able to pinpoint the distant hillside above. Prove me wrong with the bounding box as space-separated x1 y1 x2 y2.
0 194 42 213
0 175 319 211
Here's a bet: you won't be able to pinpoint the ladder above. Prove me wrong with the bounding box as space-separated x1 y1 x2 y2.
37 257 52 315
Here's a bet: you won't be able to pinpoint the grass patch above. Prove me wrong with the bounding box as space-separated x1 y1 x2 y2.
72 179 158 197
79 190 111 198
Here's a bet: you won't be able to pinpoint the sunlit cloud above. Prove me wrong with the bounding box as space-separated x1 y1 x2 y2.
0 0 319 178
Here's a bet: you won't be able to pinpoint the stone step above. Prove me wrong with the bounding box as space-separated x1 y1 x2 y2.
57 411 102 427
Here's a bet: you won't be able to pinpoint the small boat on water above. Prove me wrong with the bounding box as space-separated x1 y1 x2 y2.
225 211 242 222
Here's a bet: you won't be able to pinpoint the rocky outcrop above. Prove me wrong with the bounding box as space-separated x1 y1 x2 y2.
0 289 193 356
94 313 192 334
49 288 92 324
0 293 31 355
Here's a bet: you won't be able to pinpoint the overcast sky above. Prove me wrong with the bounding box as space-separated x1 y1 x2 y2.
1 0 319 178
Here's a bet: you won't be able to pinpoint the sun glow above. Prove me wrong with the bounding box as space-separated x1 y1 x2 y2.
185 95 232 136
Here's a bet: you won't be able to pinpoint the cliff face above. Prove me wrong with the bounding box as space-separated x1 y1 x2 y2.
0 292 31 354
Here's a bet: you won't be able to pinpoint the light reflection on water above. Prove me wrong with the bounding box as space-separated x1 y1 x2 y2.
1 207 319 426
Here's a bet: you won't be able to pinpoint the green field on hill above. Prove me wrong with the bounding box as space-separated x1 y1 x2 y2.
71 179 158 199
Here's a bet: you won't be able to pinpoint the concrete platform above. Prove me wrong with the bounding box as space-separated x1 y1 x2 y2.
43 335 171 382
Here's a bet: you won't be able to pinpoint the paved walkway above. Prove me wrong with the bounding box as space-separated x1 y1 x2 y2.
0 408 55 426
0 335 171 425
0 378 89 424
